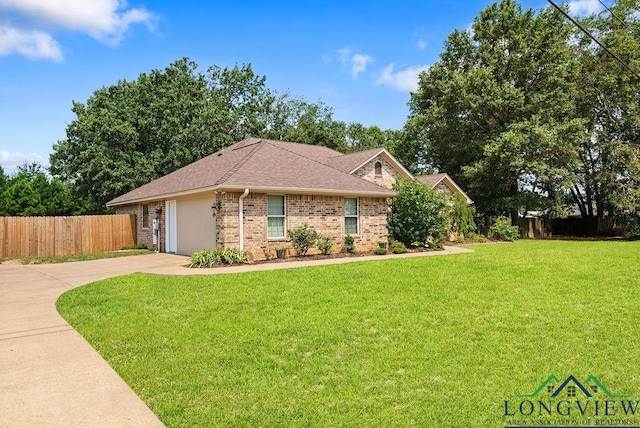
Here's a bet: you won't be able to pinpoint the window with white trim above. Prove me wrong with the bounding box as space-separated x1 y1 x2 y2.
267 195 285 238
344 198 358 235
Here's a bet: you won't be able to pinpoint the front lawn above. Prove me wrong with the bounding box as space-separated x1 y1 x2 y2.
57 240 640 427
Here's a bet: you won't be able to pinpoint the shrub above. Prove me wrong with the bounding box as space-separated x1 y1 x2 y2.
447 195 476 238
374 247 387 255
317 234 333 255
388 179 448 247
190 248 248 268
427 237 445 250
468 232 487 243
390 240 408 254
491 218 520 241
343 235 356 253
287 223 318 256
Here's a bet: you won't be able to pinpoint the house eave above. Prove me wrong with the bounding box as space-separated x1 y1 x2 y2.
107 184 398 206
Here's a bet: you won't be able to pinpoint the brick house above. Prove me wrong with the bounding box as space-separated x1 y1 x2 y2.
107 138 412 260
417 173 473 205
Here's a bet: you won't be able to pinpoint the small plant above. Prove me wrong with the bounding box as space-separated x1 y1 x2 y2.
121 243 147 250
389 240 408 254
317 234 333 255
468 232 487 243
427 239 445 250
190 248 248 268
374 246 387 255
491 218 520 241
288 223 319 256
343 235 356 253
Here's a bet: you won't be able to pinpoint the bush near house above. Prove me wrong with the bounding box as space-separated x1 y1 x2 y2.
447 195 476 238
343 235 356 253
388 179 448 246
317 234 333 255
189 248 248 267
287 223 319 256
491 218 520 241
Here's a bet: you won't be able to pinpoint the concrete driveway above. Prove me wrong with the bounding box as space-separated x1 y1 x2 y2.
0 247 471 427
0 253 194 428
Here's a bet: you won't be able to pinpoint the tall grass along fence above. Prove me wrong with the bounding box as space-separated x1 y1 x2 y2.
0 215 136 258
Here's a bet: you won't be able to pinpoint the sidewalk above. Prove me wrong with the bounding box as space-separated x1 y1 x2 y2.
0 246 471 427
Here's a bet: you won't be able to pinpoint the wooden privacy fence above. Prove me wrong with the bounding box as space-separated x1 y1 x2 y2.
0 215 136 258
516 217 615 238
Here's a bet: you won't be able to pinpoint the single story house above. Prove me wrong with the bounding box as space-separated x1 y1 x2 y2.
107 137 413 259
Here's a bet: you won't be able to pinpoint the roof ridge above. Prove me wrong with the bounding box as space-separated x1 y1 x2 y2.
267 141 361 175
265 141 392 192
215 139 265 185
326 147 384 160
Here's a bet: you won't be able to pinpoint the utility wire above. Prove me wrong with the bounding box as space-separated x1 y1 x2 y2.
597 0 639 36
546 0 640 80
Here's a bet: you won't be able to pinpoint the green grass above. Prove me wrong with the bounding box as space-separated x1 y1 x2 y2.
56 240 640 427
0 249 153 264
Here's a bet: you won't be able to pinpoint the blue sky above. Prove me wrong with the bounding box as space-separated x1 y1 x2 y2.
0 0 601 172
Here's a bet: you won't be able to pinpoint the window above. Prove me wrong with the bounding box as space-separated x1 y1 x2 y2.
566 385 576 398
375 161 382 175
142 204 149 228
267 195 285 238
344 198 358 235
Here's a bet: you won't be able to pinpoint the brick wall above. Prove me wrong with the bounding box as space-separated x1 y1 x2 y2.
352 156 402 189
116 192 389 260
235 192 388 260
115 201 165 251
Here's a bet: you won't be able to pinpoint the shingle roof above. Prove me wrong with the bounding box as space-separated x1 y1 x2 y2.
326 148 385 173
417 173 447 187
108 138 398 206
417 173 473 204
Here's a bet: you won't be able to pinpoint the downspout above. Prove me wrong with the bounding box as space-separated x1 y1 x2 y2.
238 189 250 251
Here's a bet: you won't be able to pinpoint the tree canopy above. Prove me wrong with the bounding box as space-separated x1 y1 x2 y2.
408 0 640 222
49 58 400 213
409 0 582 218
0 163 83 216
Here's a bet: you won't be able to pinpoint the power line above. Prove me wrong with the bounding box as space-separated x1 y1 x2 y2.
596 0 639 36
546 0 640 80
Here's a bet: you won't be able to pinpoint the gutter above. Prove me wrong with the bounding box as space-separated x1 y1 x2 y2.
238 188 250 251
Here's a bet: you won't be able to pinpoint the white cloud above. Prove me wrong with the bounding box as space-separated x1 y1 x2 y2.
0 150 45 172
568 0 603 15
336 47 372 79
0 0 156 60
351 53 372 79
375 63 430 93
417 39 427 50
0 26 62 61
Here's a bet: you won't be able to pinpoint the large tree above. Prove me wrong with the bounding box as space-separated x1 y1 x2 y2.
409 0 581 218
567 0 640 219
50 58 274 213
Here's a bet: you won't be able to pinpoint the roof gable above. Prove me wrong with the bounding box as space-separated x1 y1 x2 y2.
417 173 473 205
327 147 413 179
